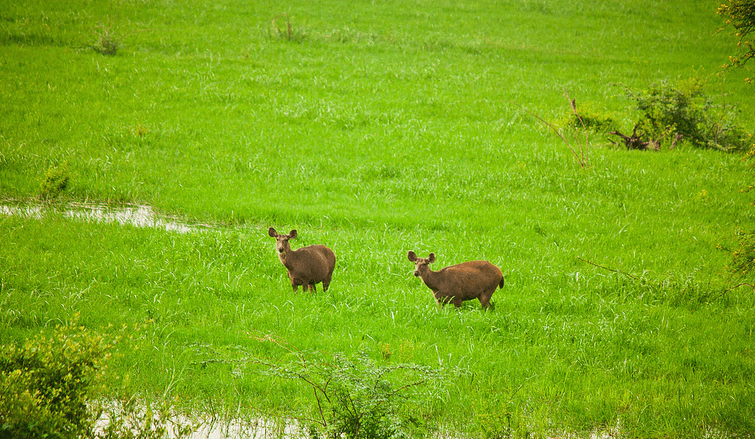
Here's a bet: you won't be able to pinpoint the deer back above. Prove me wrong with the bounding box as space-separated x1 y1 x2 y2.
435 261 502 298
289 245 336 281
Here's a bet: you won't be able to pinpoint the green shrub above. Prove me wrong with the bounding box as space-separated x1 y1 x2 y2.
0 321 109 439
39 161 71 199
730 144 755 278
0 321 199 439
717 0 755 83
625 78 752 151
254 337 446 439
731 230 755 276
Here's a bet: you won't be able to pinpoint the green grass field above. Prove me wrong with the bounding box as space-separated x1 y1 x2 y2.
2 0 754 437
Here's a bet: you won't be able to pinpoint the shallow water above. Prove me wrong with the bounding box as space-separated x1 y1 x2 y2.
94 413 295 439
0 201 196 233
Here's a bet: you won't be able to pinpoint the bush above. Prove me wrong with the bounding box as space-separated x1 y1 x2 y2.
731 230 755 276
0 321 199 439
0 321 110 439
254 336 447 439
39 161 71 199
731 144 755 278
625 78 752 151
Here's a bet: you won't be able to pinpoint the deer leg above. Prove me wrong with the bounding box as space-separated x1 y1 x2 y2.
480 291 493 310
309 283 317 294
479 297 491 310
434 292 447 307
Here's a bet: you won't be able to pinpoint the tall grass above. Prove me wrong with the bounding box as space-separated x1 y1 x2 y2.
2 0 755 437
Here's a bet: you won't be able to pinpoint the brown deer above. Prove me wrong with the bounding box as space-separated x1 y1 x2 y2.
268 228 336 293
407 251 503 310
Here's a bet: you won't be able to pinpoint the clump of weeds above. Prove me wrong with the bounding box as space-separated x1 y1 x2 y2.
251 333 448 439
39 161 71 199
92 24 120 55
270 13 306 42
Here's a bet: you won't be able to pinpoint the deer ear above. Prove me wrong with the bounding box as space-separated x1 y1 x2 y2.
268 227 278 237
427 253 435 263
289 229 298 239
407 251 417 262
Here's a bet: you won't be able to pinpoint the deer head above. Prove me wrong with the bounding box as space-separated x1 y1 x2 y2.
407 251 435 277
268 227 297 258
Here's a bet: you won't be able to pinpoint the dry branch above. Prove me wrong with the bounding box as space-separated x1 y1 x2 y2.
527 91 590 168
608 124 682 151
609 124 659 150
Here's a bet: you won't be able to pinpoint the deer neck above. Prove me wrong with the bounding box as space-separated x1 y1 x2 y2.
278 245 296 269
419 267 442 291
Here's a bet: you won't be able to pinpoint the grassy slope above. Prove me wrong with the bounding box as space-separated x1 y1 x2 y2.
2 0 755 437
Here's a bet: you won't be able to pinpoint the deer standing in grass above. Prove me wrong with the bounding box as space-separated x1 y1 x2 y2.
407 251 503 310
268 228 336 293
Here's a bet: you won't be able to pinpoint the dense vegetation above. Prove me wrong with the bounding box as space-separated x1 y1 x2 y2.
1 0 754 437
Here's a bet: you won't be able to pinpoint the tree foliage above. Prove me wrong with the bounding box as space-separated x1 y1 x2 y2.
718 2 755 278
731 145 755 278
718 0 755 83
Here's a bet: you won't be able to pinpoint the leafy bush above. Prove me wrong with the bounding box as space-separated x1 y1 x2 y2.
730 144 755 278
0 320 109 439
731 230 755 276
254 336 446 439
39 161 71 199
625 78 752 151
0 321 199 439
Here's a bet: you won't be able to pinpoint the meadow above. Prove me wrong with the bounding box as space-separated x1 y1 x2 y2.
1 0 754 437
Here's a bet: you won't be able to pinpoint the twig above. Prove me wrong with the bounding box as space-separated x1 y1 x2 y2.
579 257 755 302
527 110 585 167
577 257 640 281
566 91 589 165
526 92 591 168
711 282 755 302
